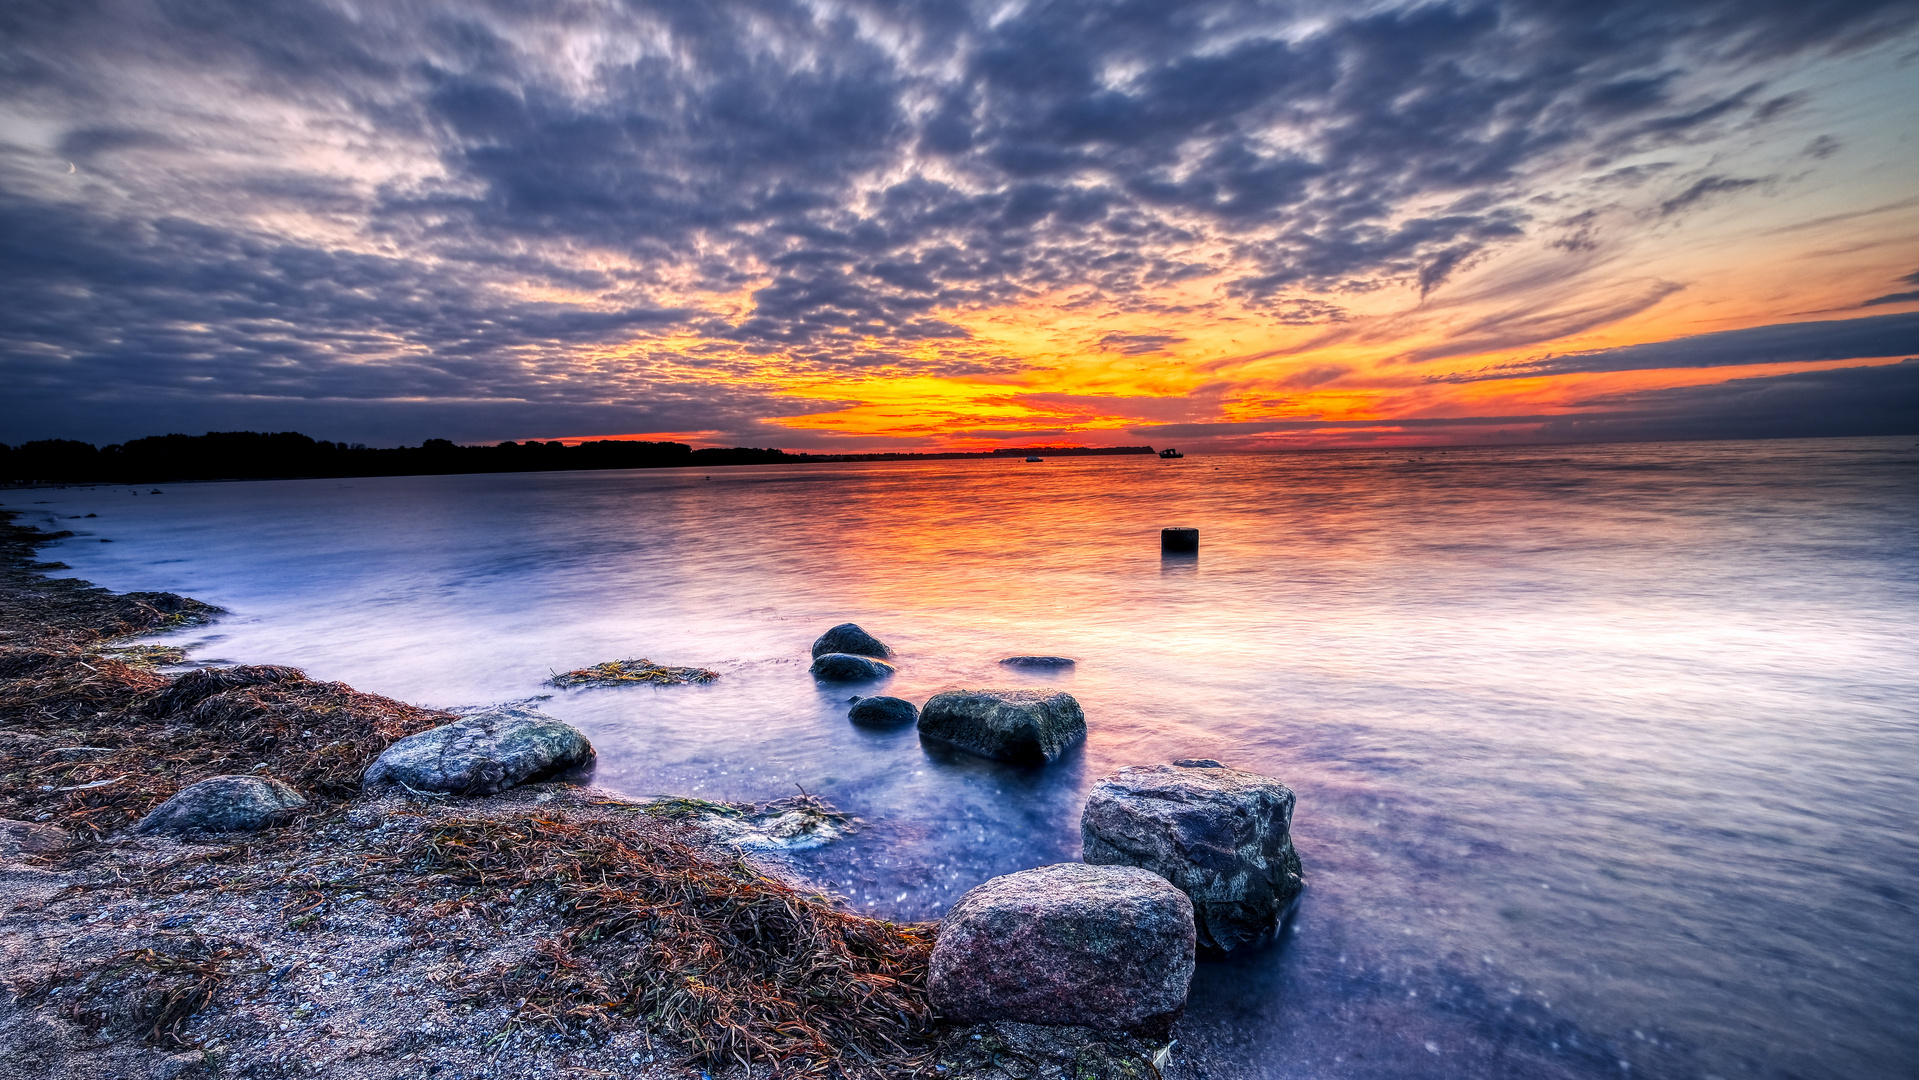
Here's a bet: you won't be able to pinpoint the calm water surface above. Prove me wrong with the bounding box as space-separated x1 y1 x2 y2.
13 438 1919 1080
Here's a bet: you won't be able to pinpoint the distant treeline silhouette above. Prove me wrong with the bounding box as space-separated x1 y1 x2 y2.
0 431 1157 484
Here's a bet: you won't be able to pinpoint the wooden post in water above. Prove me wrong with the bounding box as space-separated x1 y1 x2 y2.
1161 527 1199 553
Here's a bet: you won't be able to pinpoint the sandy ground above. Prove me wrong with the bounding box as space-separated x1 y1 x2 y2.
0 785 696 1080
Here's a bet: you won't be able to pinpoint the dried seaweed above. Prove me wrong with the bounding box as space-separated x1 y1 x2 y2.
405 813 934 1075
0 663 452 831
15 937 267 1048
547 658 719 688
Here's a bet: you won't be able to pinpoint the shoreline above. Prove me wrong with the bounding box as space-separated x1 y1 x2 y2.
0 509 1208 1080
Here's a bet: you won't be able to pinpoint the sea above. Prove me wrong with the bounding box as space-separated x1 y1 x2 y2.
10 436 1919 1080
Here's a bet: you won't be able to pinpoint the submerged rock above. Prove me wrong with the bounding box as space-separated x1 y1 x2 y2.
928 862 1195 1036
999 655 1076 670
362 706 595 795
547 658 718 688
918 689 1086 764
645 794 858 851
810 652 896 682
1081 759 1303 956
848 695 918 726
932 1022 1170 1080
135 775 307 835
810 623 893 660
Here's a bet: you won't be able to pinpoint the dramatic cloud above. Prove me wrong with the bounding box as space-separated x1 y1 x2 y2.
1 0 1916 445
1431 311 1919 383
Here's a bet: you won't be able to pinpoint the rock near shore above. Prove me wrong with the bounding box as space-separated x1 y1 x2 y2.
362 706 595 795
928 862 1195 1036
1081 759 1303 956
918 689 1086 764
810 653 896 681
135 775 308 835
810 623 893 659
848 695 918 725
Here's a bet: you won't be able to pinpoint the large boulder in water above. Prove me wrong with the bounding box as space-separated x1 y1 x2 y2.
1081 759 1303 956
810 653 896 682
135 775 307 835
362 706 595 795
929 862 1195 1036
810 623 892 660
848 695 918 726
918 689 1085 764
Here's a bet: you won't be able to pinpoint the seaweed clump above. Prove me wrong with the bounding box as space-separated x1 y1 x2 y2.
547 657 719 688
0 654 453 832
405 810 933 1074
15 937 266 1049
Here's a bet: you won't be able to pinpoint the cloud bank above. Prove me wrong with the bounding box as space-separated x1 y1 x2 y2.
1 0 1916 445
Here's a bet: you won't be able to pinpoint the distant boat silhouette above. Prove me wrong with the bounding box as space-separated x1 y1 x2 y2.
1158 448 1183 459
1025 455 1043 462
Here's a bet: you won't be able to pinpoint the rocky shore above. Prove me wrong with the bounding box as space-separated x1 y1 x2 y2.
0 510 1240 1080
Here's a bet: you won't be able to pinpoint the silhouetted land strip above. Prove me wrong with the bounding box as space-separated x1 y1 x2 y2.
0 431 1157 485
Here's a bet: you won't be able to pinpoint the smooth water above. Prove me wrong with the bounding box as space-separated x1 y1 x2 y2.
12 438 1919 1080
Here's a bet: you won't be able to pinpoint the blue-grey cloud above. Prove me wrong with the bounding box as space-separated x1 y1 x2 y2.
1430 311 1919 383
2 0 1916 444
1862 268 1919 308
1534 359 1919 441
1133 360 1919 442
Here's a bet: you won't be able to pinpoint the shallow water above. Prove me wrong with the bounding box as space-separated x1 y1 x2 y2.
13 437 1919 1079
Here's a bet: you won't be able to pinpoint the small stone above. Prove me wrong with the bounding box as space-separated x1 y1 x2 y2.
848 696 918 726
928 863 1195 1036
343 807 384 830
810 653 896 682
156 1050 207 1080
999 655 1077 669
1081 760 1303 956
135 775 307 835
362 707 595 795
918 689 1086 764
810 623 893 659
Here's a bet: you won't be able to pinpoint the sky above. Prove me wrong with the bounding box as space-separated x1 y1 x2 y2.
2 0 1917 451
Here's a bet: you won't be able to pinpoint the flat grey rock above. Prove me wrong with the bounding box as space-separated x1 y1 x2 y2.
361 706 595 795
999 655 1076 669
928 862 1195 1036
848 695 918 726
0 818 72 854
810 622 892 659
810 652 896 681
918 688 1086 764
135 775 307 835
1082 760 1303 956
